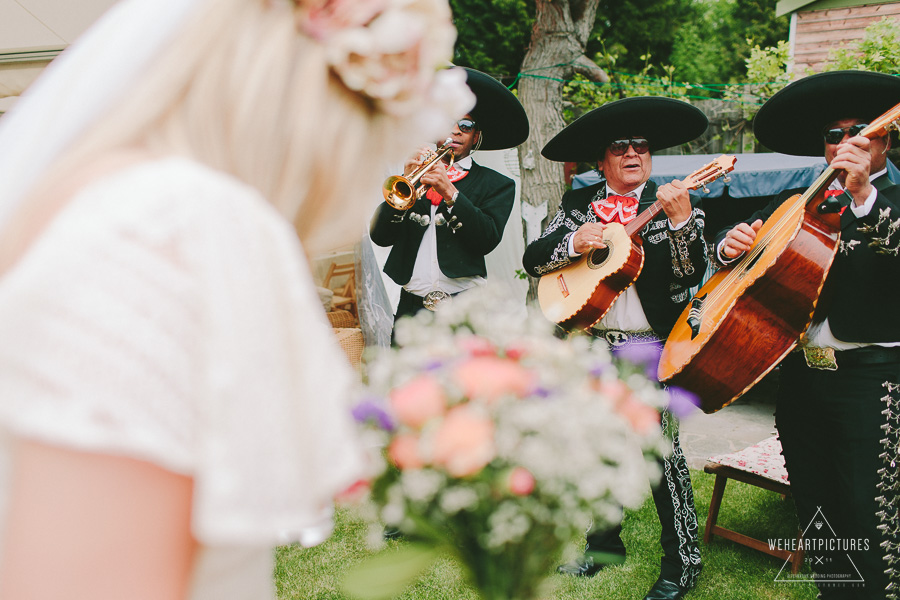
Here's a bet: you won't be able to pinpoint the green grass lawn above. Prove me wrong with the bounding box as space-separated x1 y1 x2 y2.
276 470 819 599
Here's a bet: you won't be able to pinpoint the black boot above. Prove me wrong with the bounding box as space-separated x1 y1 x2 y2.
643 576 688 600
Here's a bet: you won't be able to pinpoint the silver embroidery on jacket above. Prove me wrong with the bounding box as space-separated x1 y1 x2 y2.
858 207 900 256
668 212 702 278
839 238 861 255
879 381 900 599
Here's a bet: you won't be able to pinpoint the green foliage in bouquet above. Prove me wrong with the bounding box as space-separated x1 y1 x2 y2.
344 286 672 600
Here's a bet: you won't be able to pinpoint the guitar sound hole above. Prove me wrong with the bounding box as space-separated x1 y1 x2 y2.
587 244 612 270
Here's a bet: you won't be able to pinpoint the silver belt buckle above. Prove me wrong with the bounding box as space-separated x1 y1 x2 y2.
603 329 630 348
423 290 451 311
803 346 838 370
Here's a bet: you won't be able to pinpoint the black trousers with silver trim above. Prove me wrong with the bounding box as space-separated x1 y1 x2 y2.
777 351 900 600
585 330 703 589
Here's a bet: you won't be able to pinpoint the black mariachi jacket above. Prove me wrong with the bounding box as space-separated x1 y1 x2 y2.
370 162 515 285
522 179 708 337
713 173 900 343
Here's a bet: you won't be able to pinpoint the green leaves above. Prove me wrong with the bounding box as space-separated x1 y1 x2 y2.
342 543 442 600
824 17 900 74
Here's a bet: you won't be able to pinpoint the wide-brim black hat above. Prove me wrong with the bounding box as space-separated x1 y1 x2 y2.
541 97 708 162
462 67 529 151
753 70 900 157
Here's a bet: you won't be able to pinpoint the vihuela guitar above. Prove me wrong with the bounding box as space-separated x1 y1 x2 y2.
659 101 900 413
538 155 737 331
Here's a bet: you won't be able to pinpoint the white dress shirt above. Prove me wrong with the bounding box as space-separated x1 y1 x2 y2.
404 155 485 296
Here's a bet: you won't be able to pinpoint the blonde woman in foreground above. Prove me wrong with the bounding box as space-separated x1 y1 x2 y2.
0 0 473 598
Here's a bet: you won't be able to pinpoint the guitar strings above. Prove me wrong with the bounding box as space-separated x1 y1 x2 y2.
701 196 804 310
698 165 837 319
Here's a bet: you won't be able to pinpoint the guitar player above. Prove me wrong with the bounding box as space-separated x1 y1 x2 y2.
522 97 709 600
715 70 900 600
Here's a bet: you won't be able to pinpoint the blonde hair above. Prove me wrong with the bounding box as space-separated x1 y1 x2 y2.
13 0 409 253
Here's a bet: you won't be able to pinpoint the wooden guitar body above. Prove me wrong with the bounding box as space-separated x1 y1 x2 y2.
536 155 737 332
659 101 900 413
537 222 644 330
658 193 841 413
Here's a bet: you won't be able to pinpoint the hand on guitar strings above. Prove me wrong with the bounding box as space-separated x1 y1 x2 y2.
573 222 608 254
656 180 692 226
721 219 763 260
829 135 877 207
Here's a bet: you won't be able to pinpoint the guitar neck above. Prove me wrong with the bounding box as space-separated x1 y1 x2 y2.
802 104 900 206
800 165 839 208
624 200 663 236
622 172 706 236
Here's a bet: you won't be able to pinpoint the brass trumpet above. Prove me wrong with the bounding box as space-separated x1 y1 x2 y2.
383 138 455 210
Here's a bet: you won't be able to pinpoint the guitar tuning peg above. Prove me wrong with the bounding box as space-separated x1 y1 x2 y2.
723 175 731 184
702 185 710 194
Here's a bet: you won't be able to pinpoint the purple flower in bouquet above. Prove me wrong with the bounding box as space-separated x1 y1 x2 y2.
666 386 701 419
351 397 395 431
612 340 663 379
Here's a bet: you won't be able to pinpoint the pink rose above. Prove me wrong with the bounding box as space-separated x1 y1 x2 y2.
388 433 426 470
454 356 535 403
457 335 496 357
432 405 495 477
595 379 629 402
389 374 446 428
507 466 536 496
335 479 371 505
504 342 529 361
595 379 659 436
616 395 661 436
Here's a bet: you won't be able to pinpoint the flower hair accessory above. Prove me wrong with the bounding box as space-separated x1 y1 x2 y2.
292 0 474 140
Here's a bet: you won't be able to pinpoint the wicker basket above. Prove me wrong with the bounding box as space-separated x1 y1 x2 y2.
326 309 358 329
333 327 364 369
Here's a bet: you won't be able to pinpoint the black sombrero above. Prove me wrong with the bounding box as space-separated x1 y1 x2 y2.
753 70 900 157
541 96 708 162
461 67 529 151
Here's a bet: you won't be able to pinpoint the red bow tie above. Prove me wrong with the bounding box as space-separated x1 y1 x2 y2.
591 194 639 224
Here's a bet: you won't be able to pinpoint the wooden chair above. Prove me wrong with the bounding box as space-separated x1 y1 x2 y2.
323 262 357 317
703 436 805 574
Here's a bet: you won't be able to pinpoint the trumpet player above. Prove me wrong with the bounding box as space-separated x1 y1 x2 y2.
370 67 528 335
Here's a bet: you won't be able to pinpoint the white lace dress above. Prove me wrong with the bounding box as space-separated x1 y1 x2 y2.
0 157 366 599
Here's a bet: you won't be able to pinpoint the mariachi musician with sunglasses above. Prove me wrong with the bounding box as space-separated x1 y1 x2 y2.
522 97 710 600
715 71 900 600
370 67 528 332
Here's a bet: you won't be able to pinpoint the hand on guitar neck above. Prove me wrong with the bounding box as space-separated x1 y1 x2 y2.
720 219 763 260
830 135 877 206
655 179 692 224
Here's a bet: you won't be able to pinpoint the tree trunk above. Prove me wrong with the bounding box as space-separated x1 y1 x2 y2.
517 0 606 301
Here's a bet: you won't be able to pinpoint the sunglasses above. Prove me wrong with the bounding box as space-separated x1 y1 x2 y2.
823 124 868 145
457 118 477 133
608 138 650 156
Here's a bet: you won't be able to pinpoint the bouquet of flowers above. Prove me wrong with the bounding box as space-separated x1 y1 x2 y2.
346 286 671 600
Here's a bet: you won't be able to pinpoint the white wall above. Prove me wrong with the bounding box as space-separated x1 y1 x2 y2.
0 0 118 107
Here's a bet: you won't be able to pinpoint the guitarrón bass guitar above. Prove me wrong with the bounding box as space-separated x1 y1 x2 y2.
538 155 737 331
659 101 900 413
